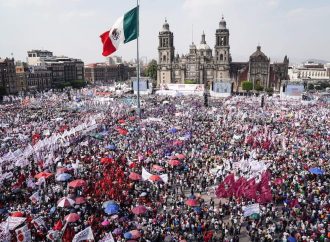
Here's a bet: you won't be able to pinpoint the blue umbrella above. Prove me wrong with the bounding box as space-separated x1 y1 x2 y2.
55 173 72 182
287 236 297 242
309 167 325 175
169 128 177 133
194 207 202 214
105 144 116 150
102 200 117 208
124 232 132 239
104 203 120 215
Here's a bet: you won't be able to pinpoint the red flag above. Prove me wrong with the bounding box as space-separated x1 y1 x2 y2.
223 173 235 186
53 220 63 231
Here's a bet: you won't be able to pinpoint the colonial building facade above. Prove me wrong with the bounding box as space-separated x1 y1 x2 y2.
157 17 289 91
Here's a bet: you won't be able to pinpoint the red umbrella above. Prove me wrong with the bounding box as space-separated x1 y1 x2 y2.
100 157 113 164
57 197 75 208
35 171 53 179
116 127 128 135
185 199 198 207
11 211 24 217
177 154 186 159
68 179 86 188
131 205 147 215
149 175 162 182
118 119 126 124
64 213 80 223
75 197 86 205
169 160 181 166
152 165 164 172
129 172 142 181
170 155 177 160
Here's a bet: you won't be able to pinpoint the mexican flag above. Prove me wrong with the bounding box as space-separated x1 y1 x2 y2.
100 6 139 56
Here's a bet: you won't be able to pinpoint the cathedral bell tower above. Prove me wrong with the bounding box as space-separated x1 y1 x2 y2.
157 19 175 85
214 16 230 80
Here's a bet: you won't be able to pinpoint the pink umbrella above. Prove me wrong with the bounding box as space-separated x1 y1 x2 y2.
57 197 75 208
68 179 86 188
177 154 186 159
101 220 110 226
129 172 142 181
75 197 86 205
168 160 181 166
64 213 80 223
185 199 198 207
152 165 164 172
131 205 147 215
130 230 141 239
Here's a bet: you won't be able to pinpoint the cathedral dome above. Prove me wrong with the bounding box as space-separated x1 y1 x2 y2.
162 19 170 32
219 16 227 29
189 42 196 49
197 32 211 50
197 43 211 50
251 45 267 58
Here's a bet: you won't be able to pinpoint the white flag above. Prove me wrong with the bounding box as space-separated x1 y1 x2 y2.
72 226 94 242
15 225 31 242
99 232 115 242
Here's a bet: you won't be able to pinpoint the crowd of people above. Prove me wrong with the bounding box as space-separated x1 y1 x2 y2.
0 89 329 242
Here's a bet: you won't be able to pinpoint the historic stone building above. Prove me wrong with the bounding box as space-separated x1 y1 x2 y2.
157 17 289 92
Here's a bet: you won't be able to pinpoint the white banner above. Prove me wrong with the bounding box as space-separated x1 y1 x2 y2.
72 226 94 242
1 217 26 231
242 203 260 217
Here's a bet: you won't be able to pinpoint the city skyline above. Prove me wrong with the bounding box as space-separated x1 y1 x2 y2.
0 0 329 64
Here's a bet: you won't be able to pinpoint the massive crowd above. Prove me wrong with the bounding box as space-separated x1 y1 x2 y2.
0 89 329 242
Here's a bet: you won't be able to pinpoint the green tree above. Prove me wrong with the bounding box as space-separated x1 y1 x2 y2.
242 81 253 92
144 59 157 80
265 87 274 94
308 83 314 90
255 84 264 92
71 80 87 89
184 79 198 84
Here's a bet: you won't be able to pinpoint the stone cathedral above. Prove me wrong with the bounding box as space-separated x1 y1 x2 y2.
157 17 289 92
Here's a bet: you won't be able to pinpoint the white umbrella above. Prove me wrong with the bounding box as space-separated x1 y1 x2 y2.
57 197 75 208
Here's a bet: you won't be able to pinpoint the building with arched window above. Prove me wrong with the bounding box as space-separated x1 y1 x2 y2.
157 17 289 92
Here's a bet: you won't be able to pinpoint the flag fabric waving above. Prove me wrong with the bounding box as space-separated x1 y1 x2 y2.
100 6 139 56
72 226 94 242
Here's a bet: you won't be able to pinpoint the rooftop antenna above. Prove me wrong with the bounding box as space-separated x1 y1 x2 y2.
192 24 194 43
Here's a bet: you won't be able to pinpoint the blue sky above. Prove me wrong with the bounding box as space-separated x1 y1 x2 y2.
0 0 329 64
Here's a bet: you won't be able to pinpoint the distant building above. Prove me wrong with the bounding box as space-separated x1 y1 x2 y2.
288 61 329 83
26 66 52 91
44 56 84 86
26 50 84 89
27 50 53 66
15 61 28 92
0 57 17 94
85 63 136 84
106 56 123 65
156 17 289 92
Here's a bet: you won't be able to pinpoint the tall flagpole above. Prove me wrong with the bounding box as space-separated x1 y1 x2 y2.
136 0 141 118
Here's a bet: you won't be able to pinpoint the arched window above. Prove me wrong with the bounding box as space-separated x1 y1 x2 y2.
220 54 223 61
163 55 167 62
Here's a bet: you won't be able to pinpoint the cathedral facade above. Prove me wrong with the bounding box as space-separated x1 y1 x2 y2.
157 17 289 92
